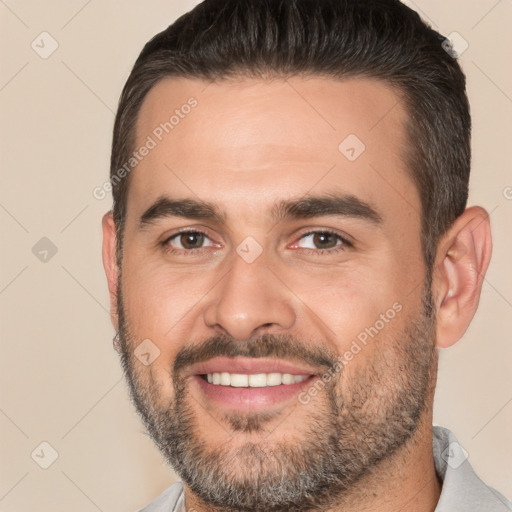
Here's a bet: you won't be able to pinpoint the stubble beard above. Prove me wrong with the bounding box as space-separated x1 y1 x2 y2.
116 281 437 512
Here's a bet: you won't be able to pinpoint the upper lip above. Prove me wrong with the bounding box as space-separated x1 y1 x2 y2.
187 357 319 377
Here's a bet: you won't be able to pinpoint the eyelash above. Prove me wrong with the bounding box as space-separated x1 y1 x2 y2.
161 228 353 256
301 230 353 254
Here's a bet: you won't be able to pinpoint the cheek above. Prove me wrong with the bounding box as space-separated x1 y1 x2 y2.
121 257 207 335
120 260 219 387
282 261 408 349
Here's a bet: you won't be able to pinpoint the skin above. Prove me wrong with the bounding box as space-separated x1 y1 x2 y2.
102 76 492 511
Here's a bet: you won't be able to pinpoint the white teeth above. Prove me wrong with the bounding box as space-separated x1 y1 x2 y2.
282 373 294 385
266 373 283 386
230 374 249 387
204 372 310 387
248 373 268 387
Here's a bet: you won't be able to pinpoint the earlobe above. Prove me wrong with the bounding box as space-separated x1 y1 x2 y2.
101 211 120 332
433 206 492 348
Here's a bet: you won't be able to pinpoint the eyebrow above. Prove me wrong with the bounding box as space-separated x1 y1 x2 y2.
139 197 225 227
138 193 383 229
271 193 382 225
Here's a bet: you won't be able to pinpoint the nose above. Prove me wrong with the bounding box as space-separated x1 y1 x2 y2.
203 250 296 340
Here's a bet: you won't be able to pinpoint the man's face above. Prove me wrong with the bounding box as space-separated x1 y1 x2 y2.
114 76 437 510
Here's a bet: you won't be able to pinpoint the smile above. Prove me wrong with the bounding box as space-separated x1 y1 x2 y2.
203 372 310 387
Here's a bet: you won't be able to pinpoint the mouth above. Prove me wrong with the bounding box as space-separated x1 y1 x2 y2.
200 372 310 387
189 357 319 411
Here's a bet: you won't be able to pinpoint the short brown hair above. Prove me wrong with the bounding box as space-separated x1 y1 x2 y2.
110 0 470 273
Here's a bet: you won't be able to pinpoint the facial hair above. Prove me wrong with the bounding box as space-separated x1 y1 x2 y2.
116 283 437 512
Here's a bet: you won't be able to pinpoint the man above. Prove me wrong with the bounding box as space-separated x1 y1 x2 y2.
101 0 511 511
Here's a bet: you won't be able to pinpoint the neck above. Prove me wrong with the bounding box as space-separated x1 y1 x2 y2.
323 416 442 512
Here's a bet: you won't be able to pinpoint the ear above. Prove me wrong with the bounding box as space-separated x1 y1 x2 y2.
102 211 120 332
432 206 492 348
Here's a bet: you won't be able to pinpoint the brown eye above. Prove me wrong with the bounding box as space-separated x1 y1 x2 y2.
313 232 338 249
181 232 205 249
168 231 211 250
298 231 344 250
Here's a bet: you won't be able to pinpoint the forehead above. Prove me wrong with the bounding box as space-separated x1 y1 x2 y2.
127 75 419 225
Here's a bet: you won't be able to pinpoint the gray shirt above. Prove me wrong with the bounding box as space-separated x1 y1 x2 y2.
139 426 512 511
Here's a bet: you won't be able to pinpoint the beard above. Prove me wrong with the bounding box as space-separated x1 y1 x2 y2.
116 280 437 512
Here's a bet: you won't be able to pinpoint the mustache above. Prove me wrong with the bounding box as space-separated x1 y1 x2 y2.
173 332 339 377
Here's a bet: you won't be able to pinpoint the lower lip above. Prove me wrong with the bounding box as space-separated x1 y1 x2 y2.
193 374 318 411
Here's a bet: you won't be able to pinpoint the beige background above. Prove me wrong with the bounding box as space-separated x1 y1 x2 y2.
0 1 511 511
